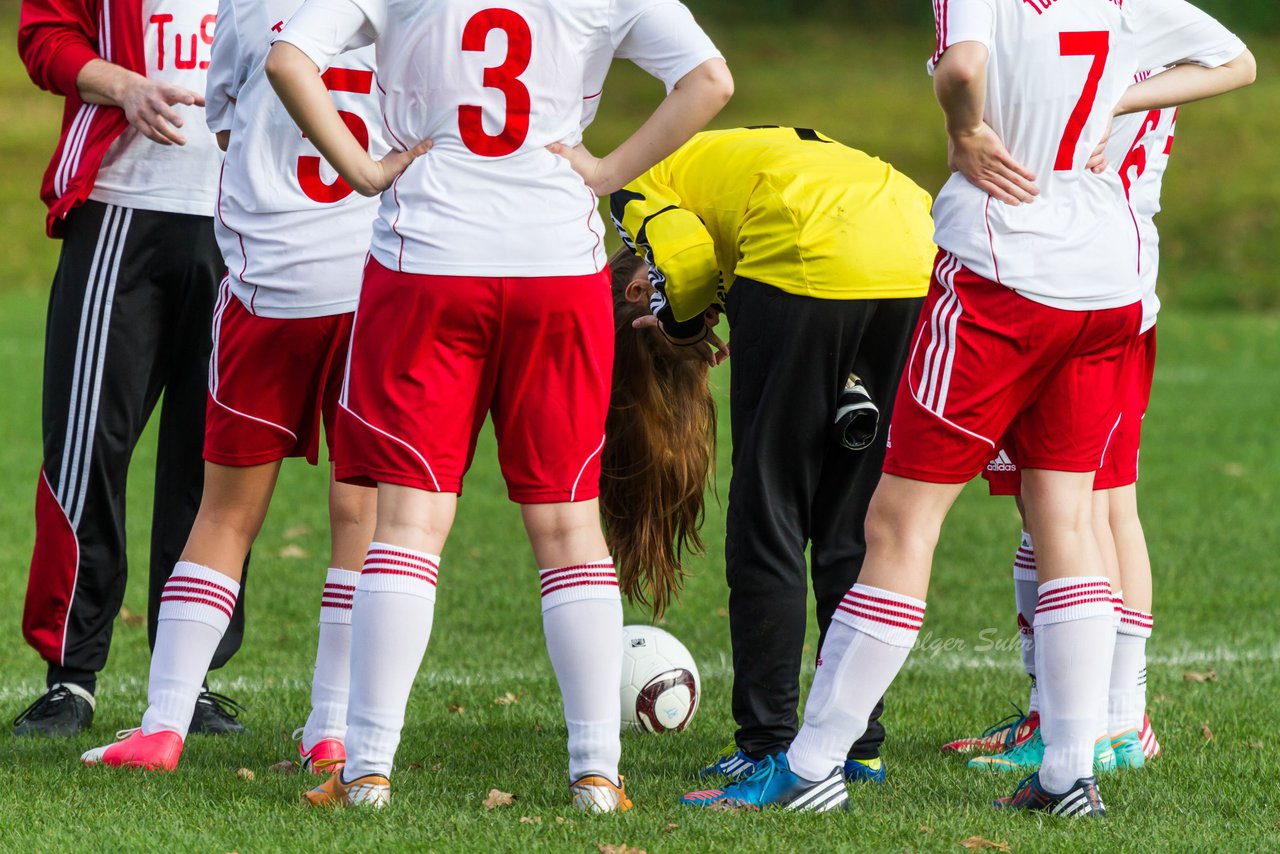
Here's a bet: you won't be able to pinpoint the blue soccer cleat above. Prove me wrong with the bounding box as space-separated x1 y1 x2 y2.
699 743 763 781
995 772 1106 818
844 755 886 784
681 753 848 812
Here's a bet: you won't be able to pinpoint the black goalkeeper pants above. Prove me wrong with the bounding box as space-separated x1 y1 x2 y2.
725 278 922 761
21 201 248 694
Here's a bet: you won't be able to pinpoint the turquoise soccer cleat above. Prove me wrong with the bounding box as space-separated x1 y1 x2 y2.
1110 728 1146 770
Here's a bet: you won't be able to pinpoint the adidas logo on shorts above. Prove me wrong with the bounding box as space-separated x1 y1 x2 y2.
986 449 1017 472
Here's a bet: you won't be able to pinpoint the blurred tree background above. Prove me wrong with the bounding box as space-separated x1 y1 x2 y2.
693 0 1279 31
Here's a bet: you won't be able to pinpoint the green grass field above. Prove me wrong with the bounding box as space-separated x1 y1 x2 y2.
2 8 1280 853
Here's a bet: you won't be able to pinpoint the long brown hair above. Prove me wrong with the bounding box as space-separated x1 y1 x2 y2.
601 246 717 618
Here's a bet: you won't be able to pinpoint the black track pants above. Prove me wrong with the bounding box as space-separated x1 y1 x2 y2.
21 201 248 693
724 278 922 761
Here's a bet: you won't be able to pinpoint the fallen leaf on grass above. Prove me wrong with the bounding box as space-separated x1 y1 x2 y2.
555 816 570 825
119 608 145 628
494 692 520 706
1248 741 1264 749
283 524 312 540
918 826 934 834
663 823 679 833
267 760 297 774
407 763 423 771
1222 462 1245 478
1153 693 1169 704
1201 724 1215 741
597 845 646 854
716 608 729 618
236 768 255 781
484 789 516 809
278 544 308 559
448 703 465 714
520 816 542 825
431 763 443 772
960 837 1010 852
1183 669 1217 683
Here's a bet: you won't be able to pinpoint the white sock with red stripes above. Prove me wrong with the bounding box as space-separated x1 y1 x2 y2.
787 584 925 782
1012 531 1040 714
1035 576 1115 793
1110 607 1153 734
142 562 240 738
343 544 440 781
302 568 359 749
540 559 623 784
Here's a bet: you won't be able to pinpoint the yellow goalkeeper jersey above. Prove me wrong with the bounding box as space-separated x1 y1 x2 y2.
611 126 935 338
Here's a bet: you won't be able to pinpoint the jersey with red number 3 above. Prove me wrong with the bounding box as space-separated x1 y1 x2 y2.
928 0 1144 311
277 0 721 277
207 0 388 319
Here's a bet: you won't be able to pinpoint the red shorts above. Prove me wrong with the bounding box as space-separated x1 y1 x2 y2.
205 282 353 467
883 252 1141 484
985 326 1156 495
335 257 613 503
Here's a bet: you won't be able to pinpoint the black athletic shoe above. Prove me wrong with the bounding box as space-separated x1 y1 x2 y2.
13 683 95 737
995 772 1107 818
189 690 247 735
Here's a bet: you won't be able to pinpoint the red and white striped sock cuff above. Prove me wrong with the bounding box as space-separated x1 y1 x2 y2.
1118 607 1154 638
1012 531 1037 582
832 583 926 648
320 568 359 624
1034 576 1114 627
358 542 439 602
159 561 240 633
539 559 619 612
1111 589 1125 626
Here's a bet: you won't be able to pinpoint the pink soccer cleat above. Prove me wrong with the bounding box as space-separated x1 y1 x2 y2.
1139 713 1161 759
298 734 347 775
81 729 184 771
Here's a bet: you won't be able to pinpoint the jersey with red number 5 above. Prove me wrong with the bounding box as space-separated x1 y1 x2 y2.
209 0 390 319
927 0 1144 312
274 0 722 278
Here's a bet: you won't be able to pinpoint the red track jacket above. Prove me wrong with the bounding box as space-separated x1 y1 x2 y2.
18 0 145 237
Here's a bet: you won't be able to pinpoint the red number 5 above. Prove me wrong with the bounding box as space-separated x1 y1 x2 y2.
459 8 532 157
1054 31 1109 172
297 67 373 203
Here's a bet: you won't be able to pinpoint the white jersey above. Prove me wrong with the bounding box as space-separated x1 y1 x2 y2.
929 0 1144 311
1106 0 1245 332
277 0 721 277
207 0 387 318
91 0 223 216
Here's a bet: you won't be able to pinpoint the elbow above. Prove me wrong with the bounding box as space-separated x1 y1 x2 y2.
684 58 733 110
937 61 980 91
1234 49 1258 88
706 60 734 108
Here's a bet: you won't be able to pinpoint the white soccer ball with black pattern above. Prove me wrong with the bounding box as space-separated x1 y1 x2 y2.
619 625 701 733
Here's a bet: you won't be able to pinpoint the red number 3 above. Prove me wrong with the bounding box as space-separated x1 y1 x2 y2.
459 8 533 157
297 67 373 203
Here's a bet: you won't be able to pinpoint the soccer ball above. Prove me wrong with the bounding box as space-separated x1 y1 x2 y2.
619 625 701 733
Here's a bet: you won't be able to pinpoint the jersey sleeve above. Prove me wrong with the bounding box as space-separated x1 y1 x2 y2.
274 0 381 72
611 1 722 91
1130 0 1246 71
927 0 998 75
205 0 243 134
610 170 721 339
17 0 102 97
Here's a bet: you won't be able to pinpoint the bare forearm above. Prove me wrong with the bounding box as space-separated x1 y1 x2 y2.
265 42 379 194
75 58 142 107
594 59 732 194
1116 50 1257 115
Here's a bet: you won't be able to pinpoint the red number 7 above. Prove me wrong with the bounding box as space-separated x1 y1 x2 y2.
1054 31 1109 172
